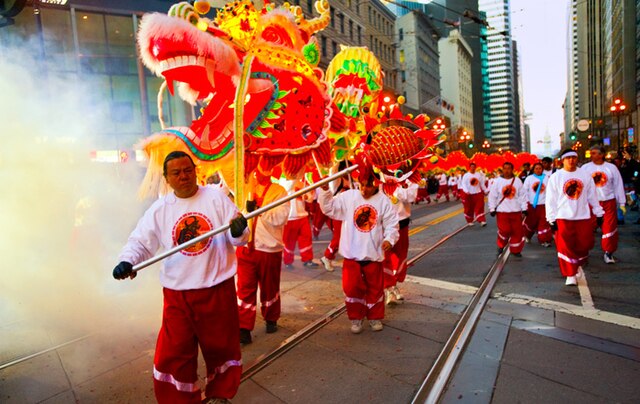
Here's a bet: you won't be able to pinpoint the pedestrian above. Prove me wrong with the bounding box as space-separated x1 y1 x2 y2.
415 173 431 204
311 187 331 240
435 171 450 202
545 149 604 286
448 173 459 200
541 156 556 177
522 162 552 247
206 172 232 199
383 182 418 305
319 175 350 272
488 162 528 257
518 162 531 182
112 151 249 403
318 171 399 334
236 168 290 345
581 145 626 263
460 162 488 226
281 179 319 268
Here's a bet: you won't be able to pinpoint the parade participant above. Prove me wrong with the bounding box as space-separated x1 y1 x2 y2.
448 174 459 200
318 171 399 333
113 151 249 403
383 182 418 305
435 171 450 202
236 168 290 345
415 175 431 204
460 162 488 226
518 162 531 182
522 162 552 247
541 157 555 177
311 187 331 240
581 145 626 263
488 162 528 256
546 149 604 286
206 172 232 200
281 179 319 268
319 175 350 272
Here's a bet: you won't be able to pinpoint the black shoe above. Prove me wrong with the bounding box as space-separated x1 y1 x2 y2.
239 328 252 345
497 247 504 256
303 260 319 268
512 253 522 257
266 321 278 334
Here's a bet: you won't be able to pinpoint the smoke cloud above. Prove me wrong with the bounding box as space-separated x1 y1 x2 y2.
0 39 163 351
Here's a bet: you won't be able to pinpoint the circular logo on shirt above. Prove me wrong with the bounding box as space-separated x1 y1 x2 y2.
470 178 479 186
502 185 516 199
172 212 213 256
531 181 545 193
353 204 378 233
592 171 608 187
563 179 584 200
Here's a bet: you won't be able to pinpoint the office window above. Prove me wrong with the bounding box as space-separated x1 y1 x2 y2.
399 28 403 41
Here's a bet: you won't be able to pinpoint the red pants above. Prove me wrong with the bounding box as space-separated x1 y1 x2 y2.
555 219 594 277
311 201 332 237
591 199 619 254
451 185 459 200
236 247 282 331
324 219 342 260
342 259 384 320
416 188 431 203
383 224 409 288
154 279 241 403
523 204 553 244
463 192 486 223
496 212 525 253
283 217 313 264
436 184 450 201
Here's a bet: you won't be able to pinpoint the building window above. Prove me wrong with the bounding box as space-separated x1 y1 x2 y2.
321 35 327 56
399 28 403 41
339 13 344 33
357 26 361 44
307 0 313 13
401 70 406 82
332 40 337 57
399 49 405 64
331 8 335 28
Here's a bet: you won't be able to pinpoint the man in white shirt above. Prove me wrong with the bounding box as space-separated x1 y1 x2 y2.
281 179 319 268
546 149 605 286
383 182 418 304
488 162 528 257
448 174 459 200
113 151 249 403
318 173 399 334
581 145 627 263
236 168 290 344
460 163 488 226
435 171 450 202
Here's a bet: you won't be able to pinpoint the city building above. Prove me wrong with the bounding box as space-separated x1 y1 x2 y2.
479 0 519 151
513 39 525 151
438 29 474 142
395 9 441 119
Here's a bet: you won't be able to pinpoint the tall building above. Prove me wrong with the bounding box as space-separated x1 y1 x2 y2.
565 0 637 153
479 0 519 151
438 29 474 139
395 10 441 118
564 0 579 141
513 40 525 151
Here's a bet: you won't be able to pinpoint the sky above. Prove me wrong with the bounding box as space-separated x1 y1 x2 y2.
511 0 570 155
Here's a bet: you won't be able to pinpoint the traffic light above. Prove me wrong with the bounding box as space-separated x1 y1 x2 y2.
569 132 577 141
468 142 474 149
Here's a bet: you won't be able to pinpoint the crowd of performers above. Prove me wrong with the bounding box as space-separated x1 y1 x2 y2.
111 144 626 403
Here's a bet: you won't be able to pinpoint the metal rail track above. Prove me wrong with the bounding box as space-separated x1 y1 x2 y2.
411 249 510 404
241 220 470 382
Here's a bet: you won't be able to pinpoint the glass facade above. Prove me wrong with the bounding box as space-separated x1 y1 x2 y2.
0 3 193 151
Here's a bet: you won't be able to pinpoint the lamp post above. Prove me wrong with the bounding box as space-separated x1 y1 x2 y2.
481 140 490 152
610 98 627 153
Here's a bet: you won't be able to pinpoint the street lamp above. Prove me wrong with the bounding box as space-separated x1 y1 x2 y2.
481 140 490 150
610 98 627 153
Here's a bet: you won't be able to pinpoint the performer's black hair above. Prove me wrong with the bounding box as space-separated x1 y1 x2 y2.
163 151 196 176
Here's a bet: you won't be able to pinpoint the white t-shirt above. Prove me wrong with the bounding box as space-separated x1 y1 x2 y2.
545 168 605 222
391 182 418 220
318 189 399 262
488 176 528 213
461 171 487 194
248 182 290 253
118 186 249 290
580 161 626 204
448 176 458 187
438 173 448 185
522 175 548 205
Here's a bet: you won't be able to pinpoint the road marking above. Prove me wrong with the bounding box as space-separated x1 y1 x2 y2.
408 208 464 236
577 267 595 310
405 274 640 330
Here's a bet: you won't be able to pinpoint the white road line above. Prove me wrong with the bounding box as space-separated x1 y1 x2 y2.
405 275 640 330
576 266 595 310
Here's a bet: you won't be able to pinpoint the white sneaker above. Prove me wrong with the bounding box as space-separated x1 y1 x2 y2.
350 319 363 334
524 237 531 244
384 288 395 305
467 222 475 227
565 276 577 286
391 286 404 301
480 222 487 227
320 256 334 272
541 242 551 248
369 320 383 331
603 252 616 264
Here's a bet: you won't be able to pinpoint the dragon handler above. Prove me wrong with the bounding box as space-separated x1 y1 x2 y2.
112 151 249 403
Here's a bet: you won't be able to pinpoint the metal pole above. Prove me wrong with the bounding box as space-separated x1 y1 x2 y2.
131 165 358 273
